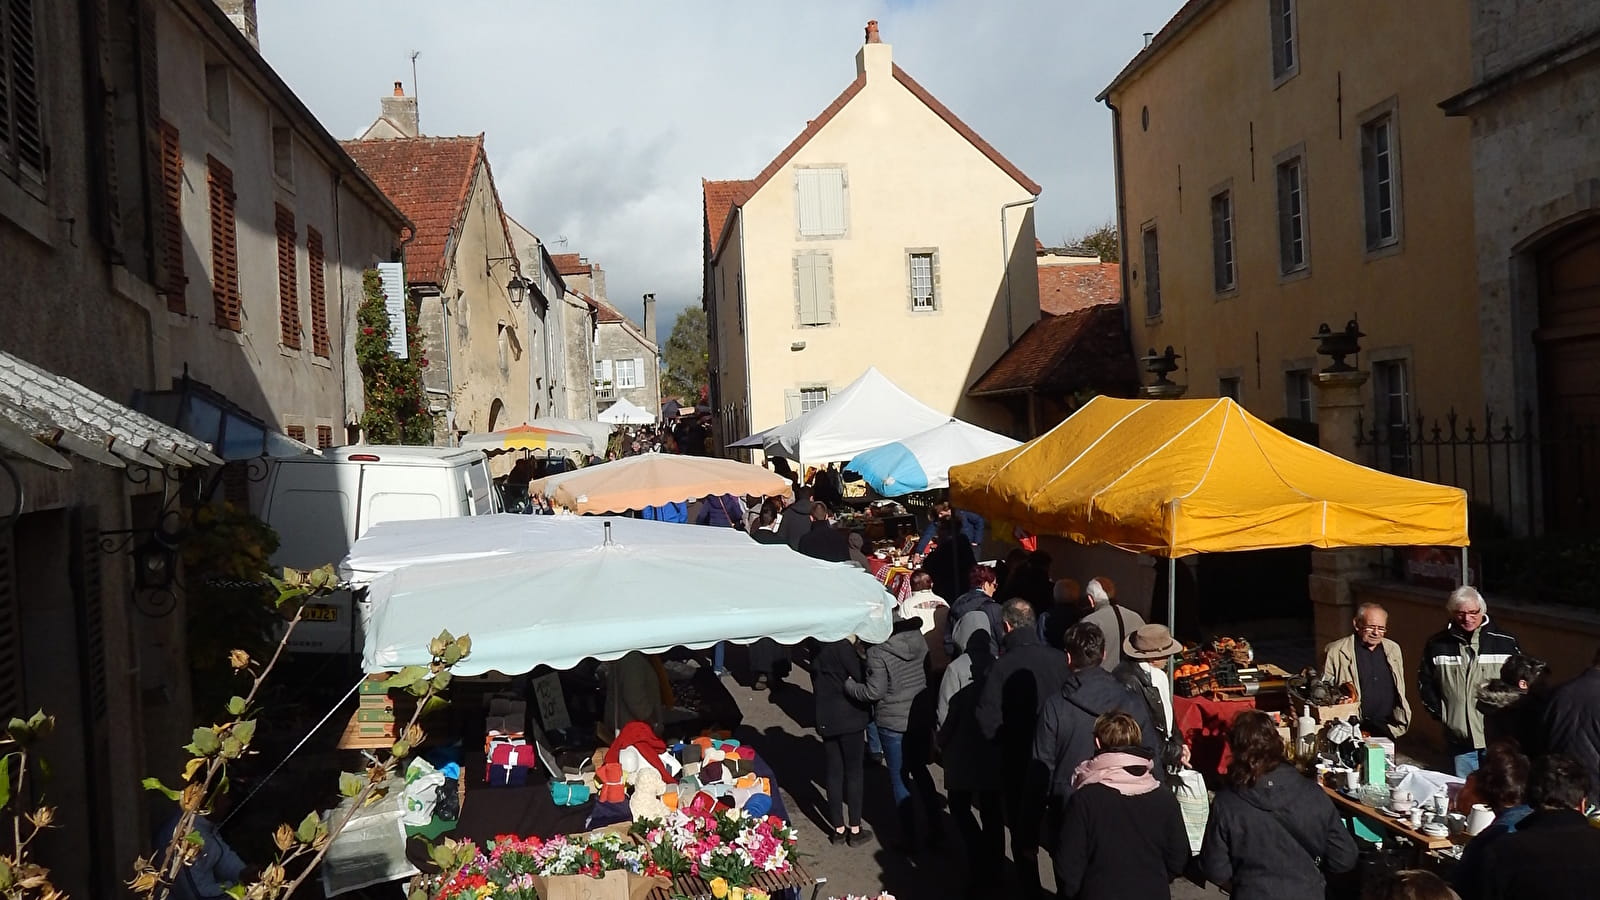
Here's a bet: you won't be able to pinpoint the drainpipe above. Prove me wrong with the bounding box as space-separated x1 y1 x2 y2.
332 172 348 433
1103 98 1134 340
1000 198 1036 345
738 215 754 449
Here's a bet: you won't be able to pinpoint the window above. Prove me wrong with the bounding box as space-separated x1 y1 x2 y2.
315 425 333 450
205 62 230 132
801 387 828 411
1374 360 1412 474
157 120 186 311
285 424 305 443
1362 113 1399 250
615 358 638 389
1270 0 1298 81
795 166 847 237
0 0 44 185
1276 157 1307 274
1285 370 1314 422
1219 377 1241 401
909 251 936 311
1211 191 1235 292
794 251 834 326
593 359 613 395
1141 226 1162 317
271 124 293 183
206 156 241 331
275 204 300 348
307 227 329 357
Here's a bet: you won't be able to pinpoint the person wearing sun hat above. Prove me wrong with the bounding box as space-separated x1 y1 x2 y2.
1113 624 1189 775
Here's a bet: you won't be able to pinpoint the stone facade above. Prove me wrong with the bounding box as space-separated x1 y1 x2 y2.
1443 0 1600 533
595 295 662 418
562 290 600 420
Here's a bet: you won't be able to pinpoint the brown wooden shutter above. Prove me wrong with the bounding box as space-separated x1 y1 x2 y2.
157 119 185 310
316 425 333 449
285 424 305 443
276 203 300 349
71 507 107 724
307 226 329 356
0 528 20 723
206 156 241 330
3 0 46 178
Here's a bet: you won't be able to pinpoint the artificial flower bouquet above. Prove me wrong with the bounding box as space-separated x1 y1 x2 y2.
630 801 798 889
418 828 665 900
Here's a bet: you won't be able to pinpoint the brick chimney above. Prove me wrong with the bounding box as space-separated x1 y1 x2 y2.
380 82 420 137
642 293 657 346
856 20 891 82
214 0 258 50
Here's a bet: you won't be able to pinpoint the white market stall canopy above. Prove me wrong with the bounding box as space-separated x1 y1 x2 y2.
845 418 1021 496
343 515 893 675
527 417 614 451
756 367 951 463
597 397 656 425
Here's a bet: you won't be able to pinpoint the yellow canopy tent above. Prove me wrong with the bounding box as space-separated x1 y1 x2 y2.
949 396 1469 626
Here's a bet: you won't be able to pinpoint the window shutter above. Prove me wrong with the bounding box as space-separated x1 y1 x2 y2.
813 252 834 324
157 120 185 310
307 227 328 356
633 357 645 389
602 359 614 382
796 170 822 236
71 506 107 725
796 254 818 325
206 156 241 330
275 203 300 348
285 424 305 443
817 168 845 235
4 0 46 177
316 425 333 449
784 389 801 422
0 529 19 723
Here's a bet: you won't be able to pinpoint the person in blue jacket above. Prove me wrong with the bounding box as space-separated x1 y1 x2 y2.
914 501 984 555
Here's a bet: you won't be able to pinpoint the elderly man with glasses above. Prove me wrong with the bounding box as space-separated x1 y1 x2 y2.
1321 602 1411 740
1420 586 1522 777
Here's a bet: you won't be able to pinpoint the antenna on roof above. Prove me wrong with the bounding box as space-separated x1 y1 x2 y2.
409 50 421 126
555 235 569 247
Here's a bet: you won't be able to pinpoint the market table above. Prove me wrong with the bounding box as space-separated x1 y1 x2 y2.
1173 693 1263 778
646 858 821 900
1321 784 1461 863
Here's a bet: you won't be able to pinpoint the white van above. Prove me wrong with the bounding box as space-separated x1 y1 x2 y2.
260 446 500 653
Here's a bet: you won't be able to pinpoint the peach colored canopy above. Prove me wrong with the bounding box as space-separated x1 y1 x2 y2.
528 453 793 515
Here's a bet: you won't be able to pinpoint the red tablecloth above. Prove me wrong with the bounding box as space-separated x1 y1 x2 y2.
1173 694 1263 779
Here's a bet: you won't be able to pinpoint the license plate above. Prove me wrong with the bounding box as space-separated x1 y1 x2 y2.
301 604 339 622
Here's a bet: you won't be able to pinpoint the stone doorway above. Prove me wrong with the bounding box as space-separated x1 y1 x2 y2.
1536 217 1600 532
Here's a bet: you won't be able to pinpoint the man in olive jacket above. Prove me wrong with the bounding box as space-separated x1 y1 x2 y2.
1418 587 1520 777
1321 602 1411 739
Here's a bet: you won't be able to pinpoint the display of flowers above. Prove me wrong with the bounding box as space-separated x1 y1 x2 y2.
826 894 898 900
417 831 645 900
631 805 798 888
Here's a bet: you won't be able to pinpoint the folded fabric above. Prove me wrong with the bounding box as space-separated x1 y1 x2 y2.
489 742 536 768
681 744 703 766
743 793 773 818
488 766 528 787
659 752 683 777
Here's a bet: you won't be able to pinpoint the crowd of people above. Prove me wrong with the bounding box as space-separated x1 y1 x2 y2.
712 487 1600 900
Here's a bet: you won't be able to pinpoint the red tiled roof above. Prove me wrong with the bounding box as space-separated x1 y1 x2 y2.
1039 261 1122 316
341 136 484 285
551 253 593 276
703 59 1040 262
968 303 1139 397
568 289 625 325
702 179 754 261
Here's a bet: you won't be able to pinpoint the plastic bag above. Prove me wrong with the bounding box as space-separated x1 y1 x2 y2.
1173 767 1210 855
403 758 447 826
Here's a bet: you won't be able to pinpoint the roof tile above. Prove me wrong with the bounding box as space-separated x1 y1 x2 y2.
968 303 1139 396
341 136 484 285
1039 261 1122 316
551 253 593 277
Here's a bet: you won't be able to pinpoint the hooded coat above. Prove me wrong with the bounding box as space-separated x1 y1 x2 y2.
976 626 1072 766
811 639 870 737
945 588 1004 658
937 612 997 792
1034 666 1160 805
1199 762 1358 900
846 620 929 732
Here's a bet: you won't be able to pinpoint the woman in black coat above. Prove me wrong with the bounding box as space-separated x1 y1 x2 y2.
812 638 874 846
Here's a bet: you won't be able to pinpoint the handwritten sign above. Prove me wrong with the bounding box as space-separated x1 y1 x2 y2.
532 672 572 732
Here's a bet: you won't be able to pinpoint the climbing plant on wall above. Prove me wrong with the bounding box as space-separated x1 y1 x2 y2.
356 268 433 444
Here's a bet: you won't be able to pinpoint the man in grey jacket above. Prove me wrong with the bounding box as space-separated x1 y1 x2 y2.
1078 577 1145 672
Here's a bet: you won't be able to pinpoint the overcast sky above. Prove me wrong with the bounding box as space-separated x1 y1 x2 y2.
259 1 1184 345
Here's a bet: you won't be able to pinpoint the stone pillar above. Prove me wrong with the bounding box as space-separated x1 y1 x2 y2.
1139 382 1187 400
1309 369 1376 656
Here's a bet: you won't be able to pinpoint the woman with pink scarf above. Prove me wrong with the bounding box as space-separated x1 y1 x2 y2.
1054 712 1190 900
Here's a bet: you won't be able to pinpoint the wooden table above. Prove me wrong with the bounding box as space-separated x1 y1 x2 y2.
1320 785 1455 851
646 858 821 900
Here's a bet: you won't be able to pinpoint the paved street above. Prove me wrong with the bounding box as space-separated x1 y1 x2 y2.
709 648 1224 899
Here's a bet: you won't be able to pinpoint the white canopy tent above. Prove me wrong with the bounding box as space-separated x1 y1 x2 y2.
526 417 614 452
343 515 894 675
597 397 656 425
755 367 951 463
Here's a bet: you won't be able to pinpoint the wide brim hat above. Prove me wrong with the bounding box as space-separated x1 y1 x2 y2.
1123 623 1183 660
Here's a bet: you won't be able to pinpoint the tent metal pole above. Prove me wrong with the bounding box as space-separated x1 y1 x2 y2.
1462 546 1470 587
1167 557 1176 631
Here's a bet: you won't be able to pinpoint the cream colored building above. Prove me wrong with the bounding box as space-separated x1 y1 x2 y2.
702 22 1041 450
1100 0 1481 471
346 98 531 448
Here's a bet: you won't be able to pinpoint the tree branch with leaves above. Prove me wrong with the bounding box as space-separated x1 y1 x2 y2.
0 711 60 900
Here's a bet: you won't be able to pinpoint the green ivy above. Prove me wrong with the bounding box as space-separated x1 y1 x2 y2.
357 269 433 445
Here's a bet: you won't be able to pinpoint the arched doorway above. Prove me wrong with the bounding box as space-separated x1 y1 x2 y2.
487 398 505 432
1536 218 1600 531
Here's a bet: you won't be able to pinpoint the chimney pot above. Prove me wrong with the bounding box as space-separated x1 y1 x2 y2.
393 81 404 97
865 20 881 44
213 0 259 50
380 81 420 137
1143 32 1155 48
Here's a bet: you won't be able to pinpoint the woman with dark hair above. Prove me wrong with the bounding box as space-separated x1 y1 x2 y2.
1453 742 1532 900
812 638 873 847
1054 711 1190 900
945 565 1003 657
1199 710 1356 899
1477 653 1550 753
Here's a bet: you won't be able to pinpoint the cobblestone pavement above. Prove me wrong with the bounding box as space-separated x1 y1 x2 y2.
712 651 1225 899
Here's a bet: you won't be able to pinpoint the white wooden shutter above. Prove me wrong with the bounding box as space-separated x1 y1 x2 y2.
633 357 645 390
817 168 845 235
796 170 821 236
796 254 818 325
377 261 408 358
813 253 834 324
784 389 802 422
602 359 614 382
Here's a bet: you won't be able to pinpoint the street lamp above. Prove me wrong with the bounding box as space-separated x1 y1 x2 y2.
507 276 528 308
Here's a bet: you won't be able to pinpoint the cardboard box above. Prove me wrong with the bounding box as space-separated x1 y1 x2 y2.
1310 700 1361 724
357 674 392 696
527 870 666 900
355 708 396 723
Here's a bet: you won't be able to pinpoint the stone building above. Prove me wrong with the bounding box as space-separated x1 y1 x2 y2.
1442 0 1600 534
345 97 530 448
593 294 662 420
507 217 571 421
0 0 405 893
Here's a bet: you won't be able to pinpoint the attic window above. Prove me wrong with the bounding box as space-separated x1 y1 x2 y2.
272 125 293 182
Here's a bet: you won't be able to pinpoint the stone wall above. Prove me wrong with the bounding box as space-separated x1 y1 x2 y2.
1471 0 1600 82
